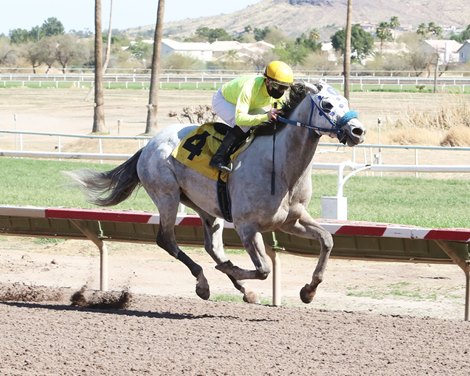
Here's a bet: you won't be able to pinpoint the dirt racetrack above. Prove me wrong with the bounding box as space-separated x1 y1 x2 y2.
1 87 470 375
2 292 470 376
1 238 470 376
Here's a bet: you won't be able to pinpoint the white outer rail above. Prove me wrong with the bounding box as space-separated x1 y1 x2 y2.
2 149 470 174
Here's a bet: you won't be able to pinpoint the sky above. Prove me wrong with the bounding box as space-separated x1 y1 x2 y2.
0 0 261 35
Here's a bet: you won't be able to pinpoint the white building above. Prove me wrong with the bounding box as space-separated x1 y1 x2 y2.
420 40 462 64
320 42 337 62
161 39 213 62
160 38 274 63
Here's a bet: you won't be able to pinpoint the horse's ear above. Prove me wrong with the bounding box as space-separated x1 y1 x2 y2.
304 81 322 94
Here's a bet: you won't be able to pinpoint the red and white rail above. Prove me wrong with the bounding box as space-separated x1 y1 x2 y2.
1 206 468 243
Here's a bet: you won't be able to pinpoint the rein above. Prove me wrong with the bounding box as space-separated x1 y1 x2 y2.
277 95 358 137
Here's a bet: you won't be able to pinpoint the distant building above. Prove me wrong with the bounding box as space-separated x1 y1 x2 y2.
420 40 462 64
374 41 409 55
457 40 470 64
358 22 376 34
160 38 274 63
161 39 213 61
320 42 337 62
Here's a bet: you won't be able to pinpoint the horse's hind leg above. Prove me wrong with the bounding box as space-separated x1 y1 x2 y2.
195 210 259 304
280 210 334 304
216 225 272 282
147 190 210 300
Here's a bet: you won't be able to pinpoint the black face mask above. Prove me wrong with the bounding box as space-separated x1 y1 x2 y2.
267 86 285 99
266 80 288 99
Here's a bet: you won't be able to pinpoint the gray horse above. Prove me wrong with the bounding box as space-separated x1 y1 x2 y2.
68 82 366 304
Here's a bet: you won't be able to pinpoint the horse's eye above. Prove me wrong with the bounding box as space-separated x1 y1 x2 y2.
321 100 333 113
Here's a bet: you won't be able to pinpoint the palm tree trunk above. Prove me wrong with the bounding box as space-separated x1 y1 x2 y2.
93 0 106 133
144 0 165 135
343 0 352 101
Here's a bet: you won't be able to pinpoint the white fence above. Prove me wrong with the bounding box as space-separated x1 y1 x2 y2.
2 72 470 91
0 129 150 155
2 129 470 168
2 129 470 188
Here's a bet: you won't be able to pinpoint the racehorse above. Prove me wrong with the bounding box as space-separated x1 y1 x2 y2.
67 81 366 304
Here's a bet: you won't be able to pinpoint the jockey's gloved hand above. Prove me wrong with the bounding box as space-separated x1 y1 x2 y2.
267 108 281 122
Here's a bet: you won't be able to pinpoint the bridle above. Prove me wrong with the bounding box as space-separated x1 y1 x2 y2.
277 93 358 139
269 88 359 194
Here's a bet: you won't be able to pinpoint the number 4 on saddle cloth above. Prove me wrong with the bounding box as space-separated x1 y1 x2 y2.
171 122 251 183
171 122 253 222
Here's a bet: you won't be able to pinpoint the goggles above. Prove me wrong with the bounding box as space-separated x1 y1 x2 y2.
268 79 290 92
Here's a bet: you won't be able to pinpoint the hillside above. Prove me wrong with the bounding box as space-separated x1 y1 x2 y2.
151 0 469 40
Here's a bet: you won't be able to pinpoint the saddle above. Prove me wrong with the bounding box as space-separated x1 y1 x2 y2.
171 122 251 182
171 122 252 222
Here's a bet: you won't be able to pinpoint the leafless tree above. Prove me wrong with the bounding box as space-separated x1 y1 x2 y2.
103 0 113 72
92 0 106 133
24 42 42 73
144 0 165 135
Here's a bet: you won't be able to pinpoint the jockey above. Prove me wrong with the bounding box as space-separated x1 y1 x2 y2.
210 60 294 172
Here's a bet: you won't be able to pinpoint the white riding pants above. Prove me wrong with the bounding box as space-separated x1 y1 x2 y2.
212 89 264 133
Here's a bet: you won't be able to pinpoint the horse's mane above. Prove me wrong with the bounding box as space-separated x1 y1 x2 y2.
280 82 310 117
252 82 309 137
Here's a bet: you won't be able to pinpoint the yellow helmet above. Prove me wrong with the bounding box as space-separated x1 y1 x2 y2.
264 61 294 85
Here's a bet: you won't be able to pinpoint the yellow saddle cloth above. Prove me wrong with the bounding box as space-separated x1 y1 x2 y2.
171 123 249 181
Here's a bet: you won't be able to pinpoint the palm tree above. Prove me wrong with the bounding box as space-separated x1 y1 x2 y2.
343 0 352 100
92 0 106 133
145 0 165 135
389 16 400 30
417 23 428 38
376 21 393 54
427 22 443 38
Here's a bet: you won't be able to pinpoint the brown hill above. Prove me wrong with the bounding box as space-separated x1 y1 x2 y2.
155 0 469 40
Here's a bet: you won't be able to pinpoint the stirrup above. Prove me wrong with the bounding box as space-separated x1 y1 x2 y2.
211 160 233 173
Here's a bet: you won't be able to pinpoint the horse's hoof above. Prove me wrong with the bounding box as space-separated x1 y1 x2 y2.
300 284 315 304
196 285 210 300
196 272 210 300
243 290 259 304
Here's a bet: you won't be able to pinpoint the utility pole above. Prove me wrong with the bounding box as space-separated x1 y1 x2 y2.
343 0 352 101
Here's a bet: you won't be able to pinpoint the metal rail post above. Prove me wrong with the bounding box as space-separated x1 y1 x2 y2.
70 220 109 291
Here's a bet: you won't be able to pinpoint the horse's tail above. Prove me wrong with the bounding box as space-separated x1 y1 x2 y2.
65 149 143 207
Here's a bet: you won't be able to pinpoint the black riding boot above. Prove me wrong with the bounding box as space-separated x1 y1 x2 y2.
210 126 247 172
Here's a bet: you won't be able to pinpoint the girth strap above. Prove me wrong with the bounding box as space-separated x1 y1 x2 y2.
216 172 232 222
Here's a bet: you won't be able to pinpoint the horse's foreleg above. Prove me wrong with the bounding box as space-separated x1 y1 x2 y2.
280 212 334 304
199 215 259 304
